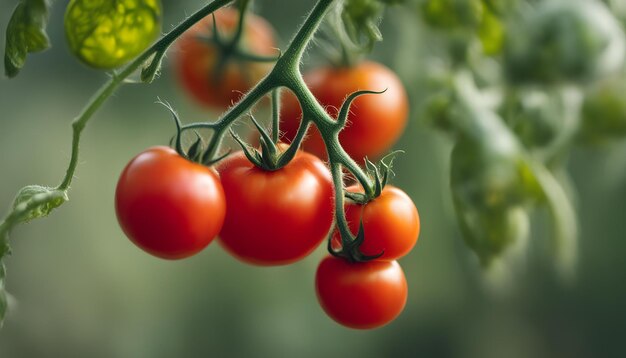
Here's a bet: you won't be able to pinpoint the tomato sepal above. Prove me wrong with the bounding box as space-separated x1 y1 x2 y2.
353 150 403 203
159 100 229 166
230 112 300 172
328 220 384 263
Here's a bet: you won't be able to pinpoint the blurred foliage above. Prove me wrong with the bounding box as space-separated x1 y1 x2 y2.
1 0 626 357
580 77 626 143
504 0 625 84
500 90 564 150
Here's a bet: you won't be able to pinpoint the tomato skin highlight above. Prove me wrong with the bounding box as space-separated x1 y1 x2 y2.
281 61 409 163
115 146 226 259
216 150 334 266
333 186 420 260
315 256 408 329
174 7 276 108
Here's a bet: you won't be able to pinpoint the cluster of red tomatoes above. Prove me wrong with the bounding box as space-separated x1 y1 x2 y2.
114 8 420 330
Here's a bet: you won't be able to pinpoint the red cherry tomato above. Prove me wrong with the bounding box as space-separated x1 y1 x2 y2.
174 7 276 108
115 146 226 259
332 185 420 260
281 61 409 163
216 149 334 265
315 256 408 329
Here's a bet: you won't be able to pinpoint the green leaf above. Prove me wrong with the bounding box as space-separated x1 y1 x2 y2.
0 184 67 256
0 184 68 327
4 0 52 78
10 185 68 223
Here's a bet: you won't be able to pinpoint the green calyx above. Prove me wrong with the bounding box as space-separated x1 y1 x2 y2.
229 87 299 171
230 114 297 171
328 220 384 263
160 100 229 166
196 1 279 86
345 151 401 204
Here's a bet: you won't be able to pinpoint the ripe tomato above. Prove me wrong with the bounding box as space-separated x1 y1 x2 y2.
216 149 334 265
174 7 276 108
280 61 409 163
115 146 226 259
315 256 408 329
332 186 420 260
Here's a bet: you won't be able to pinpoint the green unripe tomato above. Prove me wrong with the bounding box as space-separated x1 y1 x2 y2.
450 134 534 211
501 91 563 149
64 0 162 69
504 0 625 84
580 78 626 144
455 204 529 266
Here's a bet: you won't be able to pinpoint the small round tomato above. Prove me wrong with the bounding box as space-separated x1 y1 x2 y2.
174 7 276 108
115 146 226 259
216 149 334 266
315 256 408 329
281 61 409 163
332 186 420 260
65 0 162 69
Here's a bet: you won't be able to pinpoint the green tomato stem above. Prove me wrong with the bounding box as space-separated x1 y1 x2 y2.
233 0 251 46
271 89 280 143
283 73 374 195
278 0 335 74
330 162 354 249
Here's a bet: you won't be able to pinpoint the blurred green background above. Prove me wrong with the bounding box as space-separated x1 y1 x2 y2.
2 0 626 357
